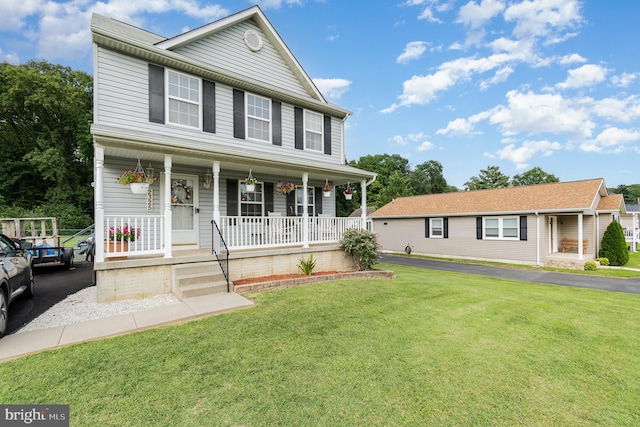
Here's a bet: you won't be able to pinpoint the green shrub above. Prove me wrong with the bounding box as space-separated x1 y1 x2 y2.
298 254 317 275
584 261 597 271
598 221 629 266
597 257 610 266
341 228 381 271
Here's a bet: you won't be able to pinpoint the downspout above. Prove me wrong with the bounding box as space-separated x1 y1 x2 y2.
595 212 599 256
535 212 540 266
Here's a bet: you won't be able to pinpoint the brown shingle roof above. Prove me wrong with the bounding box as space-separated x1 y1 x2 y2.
597 193 625 213
370 178 613 217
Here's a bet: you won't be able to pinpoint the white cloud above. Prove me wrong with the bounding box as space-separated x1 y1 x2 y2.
391 135 409 146
579 127 640 153
418 7 443 23
559 53 586 64
0 0 43 32
437 118 476 137
491 139 562 168
456 0 505 29
254 0 302 9
591 95 640 123
503 0 583 41
312 78 352 100
480 66 513 90
417 140 435 151
0 47 20 64
556 63 608 90
611 72 638 88
397 41 428 64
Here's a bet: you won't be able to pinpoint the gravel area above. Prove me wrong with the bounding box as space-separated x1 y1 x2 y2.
17 287 180 334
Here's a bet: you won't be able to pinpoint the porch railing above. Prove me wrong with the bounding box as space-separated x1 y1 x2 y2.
211 220 229 291
218 215 363 249
104 215 165 257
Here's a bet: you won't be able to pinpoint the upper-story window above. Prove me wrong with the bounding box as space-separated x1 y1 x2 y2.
484 217 518 239
304 111 323 152
167 70 200 128
247 93 271 142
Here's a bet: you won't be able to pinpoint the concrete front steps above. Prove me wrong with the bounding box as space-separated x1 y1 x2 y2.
172 262 229 300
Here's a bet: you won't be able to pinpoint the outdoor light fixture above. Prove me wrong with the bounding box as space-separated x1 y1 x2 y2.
145 162 155 180
203 169 213 188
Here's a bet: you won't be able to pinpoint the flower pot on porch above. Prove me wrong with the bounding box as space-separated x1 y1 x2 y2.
323 190 331 198
344 192 353 200
246 184 255 192
105 241 128 260
130 182 150 194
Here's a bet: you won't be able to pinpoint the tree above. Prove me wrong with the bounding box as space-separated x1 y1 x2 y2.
464 166 509 190
409 160 448 195
0 60 93 227
511 167 559 186
349 154 411 210
599 221 629 266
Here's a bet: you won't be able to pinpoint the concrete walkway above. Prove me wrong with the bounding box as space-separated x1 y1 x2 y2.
381 254 640 295
0 292 254 362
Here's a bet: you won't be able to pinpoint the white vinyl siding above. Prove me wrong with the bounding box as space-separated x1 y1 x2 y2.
484 216 518 240
430 218 443 238
247 93 271 142
167 70 200 128
304 111 323 152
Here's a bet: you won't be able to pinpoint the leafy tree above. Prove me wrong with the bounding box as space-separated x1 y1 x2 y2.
598 221 629 266
409 160 448 195
0 60 93 228
464 165 510 190
349 154 411 209
378 172 412 207
511 167 559 186
608 184 640 205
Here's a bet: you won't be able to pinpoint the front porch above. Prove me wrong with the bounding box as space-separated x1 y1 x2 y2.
543 252 596 269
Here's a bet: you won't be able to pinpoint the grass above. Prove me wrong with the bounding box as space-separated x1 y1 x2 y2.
1 264 639 426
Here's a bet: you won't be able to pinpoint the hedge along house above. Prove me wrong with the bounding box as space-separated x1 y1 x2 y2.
91 7 376 301
370 179 625 269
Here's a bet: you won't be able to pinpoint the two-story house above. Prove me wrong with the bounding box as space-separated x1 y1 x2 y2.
91 6 376 301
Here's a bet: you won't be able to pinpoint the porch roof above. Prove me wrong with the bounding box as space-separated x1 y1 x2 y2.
371 178 618 218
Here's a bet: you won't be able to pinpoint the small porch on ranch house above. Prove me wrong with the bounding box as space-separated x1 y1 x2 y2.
541 212 599 269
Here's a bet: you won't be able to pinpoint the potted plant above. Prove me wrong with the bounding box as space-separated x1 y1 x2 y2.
117 161 157 194
344 187 353 200
276 181 295 195
323 180 333 198
106 224 140 260
244 169 258 192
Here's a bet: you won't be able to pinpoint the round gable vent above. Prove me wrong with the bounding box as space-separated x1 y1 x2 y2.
244 29 263 52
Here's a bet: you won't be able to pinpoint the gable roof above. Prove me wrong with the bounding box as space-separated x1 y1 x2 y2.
90 7 348 118
371 178 624 218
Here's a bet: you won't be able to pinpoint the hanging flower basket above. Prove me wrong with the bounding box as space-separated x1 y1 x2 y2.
130 183 150 194
117 159 157 194
323 180 333 197
245 169 258 192
344 190 353 200
276 181 295 195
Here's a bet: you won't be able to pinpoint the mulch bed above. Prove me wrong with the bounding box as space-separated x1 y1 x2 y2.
233 271 345 286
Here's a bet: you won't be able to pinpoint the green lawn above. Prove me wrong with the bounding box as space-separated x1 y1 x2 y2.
1 264 639 426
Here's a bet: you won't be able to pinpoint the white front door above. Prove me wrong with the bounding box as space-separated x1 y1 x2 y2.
170 175 199 248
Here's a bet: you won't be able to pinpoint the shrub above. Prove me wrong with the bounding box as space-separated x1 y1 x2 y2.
599 221 629 266
298 254 317 275
597 257 610 266
584 261 597 271
341 228 381 271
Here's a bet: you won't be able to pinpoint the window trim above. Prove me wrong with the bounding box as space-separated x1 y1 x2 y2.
304 110 324 152
166 69 202 130
239 180 264 217
430 217 444 238
245 92 272 143
295 186 316 216
483 216 519 240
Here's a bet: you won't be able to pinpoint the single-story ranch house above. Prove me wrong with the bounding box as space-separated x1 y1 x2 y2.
370 178 625 269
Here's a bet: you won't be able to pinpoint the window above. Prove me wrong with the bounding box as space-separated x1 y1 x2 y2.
240 181 263 217
484 217 519 239
430 218 443 237
296 186 315 216
247 93 271 142
167 70 200 128
304 111 323 151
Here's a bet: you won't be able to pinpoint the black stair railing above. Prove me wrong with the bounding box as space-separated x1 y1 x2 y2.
211 220 230 292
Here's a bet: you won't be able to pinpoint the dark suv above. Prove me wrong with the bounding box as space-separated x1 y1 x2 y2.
0 233 34 337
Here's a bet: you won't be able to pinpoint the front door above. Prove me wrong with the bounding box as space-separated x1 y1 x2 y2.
170 175 199 248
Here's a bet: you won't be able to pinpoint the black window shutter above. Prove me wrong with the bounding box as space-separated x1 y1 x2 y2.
425 218 430 238
202 80 215 133
294 107 303 150
233 89 245 139
148 64 165 124
520 216 527 241
476 217 483 240
272 101 282 146
286 191 296 216
264 183 274 214
444 218 449 239
314 187 323 215
323 115 332 155
226 179 238 216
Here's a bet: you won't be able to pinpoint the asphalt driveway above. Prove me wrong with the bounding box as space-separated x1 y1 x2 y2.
7 260 94 335
381 254 640 295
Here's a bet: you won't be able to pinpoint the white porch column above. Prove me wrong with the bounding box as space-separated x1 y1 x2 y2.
94 145 105 263
633 212 638 252
164 155 173 258
212 161 220 226
360 179 367 230
535 212 540 266
578 212 584 260
302 172 309 248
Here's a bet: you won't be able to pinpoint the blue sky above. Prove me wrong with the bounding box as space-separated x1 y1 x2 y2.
1 0 639 189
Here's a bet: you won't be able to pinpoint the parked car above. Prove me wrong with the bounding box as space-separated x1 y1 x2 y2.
0 233 34 337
